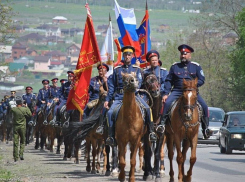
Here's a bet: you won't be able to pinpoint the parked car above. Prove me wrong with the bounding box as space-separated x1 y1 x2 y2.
219 111 245 154
198 107 225 144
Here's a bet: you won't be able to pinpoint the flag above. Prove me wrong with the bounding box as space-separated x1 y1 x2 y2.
100 14 114 77
114 38 123 67
114 0 141 64
67 3 101 114
136 0 151 62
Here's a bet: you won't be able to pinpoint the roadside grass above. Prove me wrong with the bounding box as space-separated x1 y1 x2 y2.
0 156 14 181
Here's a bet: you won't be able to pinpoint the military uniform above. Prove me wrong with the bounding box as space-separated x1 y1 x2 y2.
22 87 36 123
12 101 32 161
161 44 210 138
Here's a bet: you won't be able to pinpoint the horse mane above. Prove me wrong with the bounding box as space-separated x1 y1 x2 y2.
182 78 198 90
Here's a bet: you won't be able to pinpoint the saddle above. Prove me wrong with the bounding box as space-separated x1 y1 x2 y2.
111 97 146 123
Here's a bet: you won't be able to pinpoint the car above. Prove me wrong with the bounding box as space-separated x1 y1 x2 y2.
219 111 245 154
198 107 225 144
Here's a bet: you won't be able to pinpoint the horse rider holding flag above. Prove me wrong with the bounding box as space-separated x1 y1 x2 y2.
104 45 157 146
159 44 211 139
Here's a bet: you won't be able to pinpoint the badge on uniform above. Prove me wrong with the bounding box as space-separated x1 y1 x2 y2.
138 73 142 80
200 70 204 76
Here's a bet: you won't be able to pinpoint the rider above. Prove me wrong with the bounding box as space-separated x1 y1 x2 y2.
104 45 157 146
83 63 109 119
0 100 4 122
6 91 17 109
34 79 50 124
60 79 67 86
22 86 36 125
1 96 9 120
55 71 75 126
45 78 60 125
160 44 210 139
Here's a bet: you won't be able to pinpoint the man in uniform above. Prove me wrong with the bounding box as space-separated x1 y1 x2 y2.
83 63 109 119
45 78 60 124
0 99 4 123
160 44 210 138
104 46 157 146
22 86 36 125
11 96 32 162
6 91 17 109
60 79 67 86
34 79 50 124
55 71 75 126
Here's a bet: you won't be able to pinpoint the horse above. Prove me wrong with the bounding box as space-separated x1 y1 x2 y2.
0 112 7 142
142 74 166 181
25 99 36 145
116 72 146 182
165 78 200 182
5 105 14 143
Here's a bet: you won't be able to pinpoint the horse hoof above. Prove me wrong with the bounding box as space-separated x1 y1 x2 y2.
86 166 91 172
143 175 153 181
160 170 165 177
111 168 119 177
91 170 96 174
118 177 125 182
137 169 143 173
63 157 67 161
56 151 61 154
105 170 111 176
155 177 162 182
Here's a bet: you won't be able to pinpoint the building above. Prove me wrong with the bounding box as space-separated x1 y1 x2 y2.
33 55 51 70
12 42 28 59
52 16 68 24
26 49 37 57
44 51 67 62
0 45 12 62
222 32 238 45
9 62 25 76
69 51 79 64
19 33 46 45
66 43 80 56
46 36 64 45
45 27 61 37
0 82 24 91
157 24 170 32
61 28 83 37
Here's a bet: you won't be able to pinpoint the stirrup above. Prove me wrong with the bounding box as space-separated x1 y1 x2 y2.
63 121 69 128
43 120 48 125
204 128 211 139
106 137 115 146
156 125 165 133
149 132 157 142
28 121 34 126
95 126 104 135
49 120 55 125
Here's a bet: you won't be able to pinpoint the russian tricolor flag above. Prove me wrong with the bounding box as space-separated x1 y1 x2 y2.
114 0 141 63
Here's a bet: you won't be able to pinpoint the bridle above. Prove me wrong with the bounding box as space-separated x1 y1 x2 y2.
181 88 197 112
144 74 160 98
123 74 138 92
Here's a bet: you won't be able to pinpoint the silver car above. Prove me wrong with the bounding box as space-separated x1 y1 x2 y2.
198 107 225 144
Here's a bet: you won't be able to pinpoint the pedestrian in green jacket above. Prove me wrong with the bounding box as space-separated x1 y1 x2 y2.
11 97 32 162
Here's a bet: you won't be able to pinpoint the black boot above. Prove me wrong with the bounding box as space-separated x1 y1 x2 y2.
106 127 115 146
156 114 168 133
202 116 211 139
96 116 104 135
148 122 157 142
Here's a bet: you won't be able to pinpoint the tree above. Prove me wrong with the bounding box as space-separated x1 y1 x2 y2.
0 0 16 44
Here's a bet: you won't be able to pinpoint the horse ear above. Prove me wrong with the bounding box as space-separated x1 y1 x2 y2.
121 72 125 77
183 78 187 84
131 72 136 77
194 77 198 86
98 79 102 86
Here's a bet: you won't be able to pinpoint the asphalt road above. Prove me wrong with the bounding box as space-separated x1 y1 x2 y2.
0 141 245 182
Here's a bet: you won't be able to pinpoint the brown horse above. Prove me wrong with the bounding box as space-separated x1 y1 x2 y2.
165 78 200 182
142 74 166 181
116 72 146 182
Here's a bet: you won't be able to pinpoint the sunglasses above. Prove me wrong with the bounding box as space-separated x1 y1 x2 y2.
11 92 15 94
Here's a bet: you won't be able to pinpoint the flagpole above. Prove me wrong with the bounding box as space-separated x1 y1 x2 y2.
145 0 148 69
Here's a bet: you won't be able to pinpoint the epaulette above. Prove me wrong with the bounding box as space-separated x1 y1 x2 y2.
191 61 200 66
132 65 140 68
114 65 122 69
172 62 178 65
160 67 167 70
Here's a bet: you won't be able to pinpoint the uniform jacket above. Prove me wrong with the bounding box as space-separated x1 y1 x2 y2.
49 86 60 99
22 93 36 109
88 76 105 102
106 63 143 102
143 66 169 97
163 61 205 95
58 81 72 101
37 88 51 106
11 106 32 128
6 96 16 108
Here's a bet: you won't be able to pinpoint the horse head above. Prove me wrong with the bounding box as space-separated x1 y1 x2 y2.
144 74 160 98
121 72 139 92
182 78 198 121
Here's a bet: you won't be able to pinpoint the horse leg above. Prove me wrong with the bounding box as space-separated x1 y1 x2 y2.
143 133 153 181
25 125 29 145
185 138 197 182
35 131 39 149
91 138 97 174
86 139 91 172
166 133 174 182
154 134 164 182
111 144 119 177
138 141 144 172
160 135 166 176
175 138 184 182
63 137 68 160
96 140 102 173
105 145 111 176
74 141 80 164
181 139 190 180
129 138 141 182
2 123 6 142
118 142 126 182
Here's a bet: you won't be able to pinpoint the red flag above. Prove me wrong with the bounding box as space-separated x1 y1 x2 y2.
67 3 101 114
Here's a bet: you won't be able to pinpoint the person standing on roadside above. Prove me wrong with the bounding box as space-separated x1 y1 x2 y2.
11 96 32 162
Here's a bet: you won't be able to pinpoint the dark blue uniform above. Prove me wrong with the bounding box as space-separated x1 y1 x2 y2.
162 61 208 117
106 63 151 127
46 85 60 116
83 76 105 119
143 66 169 98
22 93 36 110
36 88 50 115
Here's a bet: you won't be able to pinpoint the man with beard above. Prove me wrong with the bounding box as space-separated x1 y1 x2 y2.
159 44 210 139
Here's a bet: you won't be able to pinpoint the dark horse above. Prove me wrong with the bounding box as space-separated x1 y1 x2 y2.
165 78 200 182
